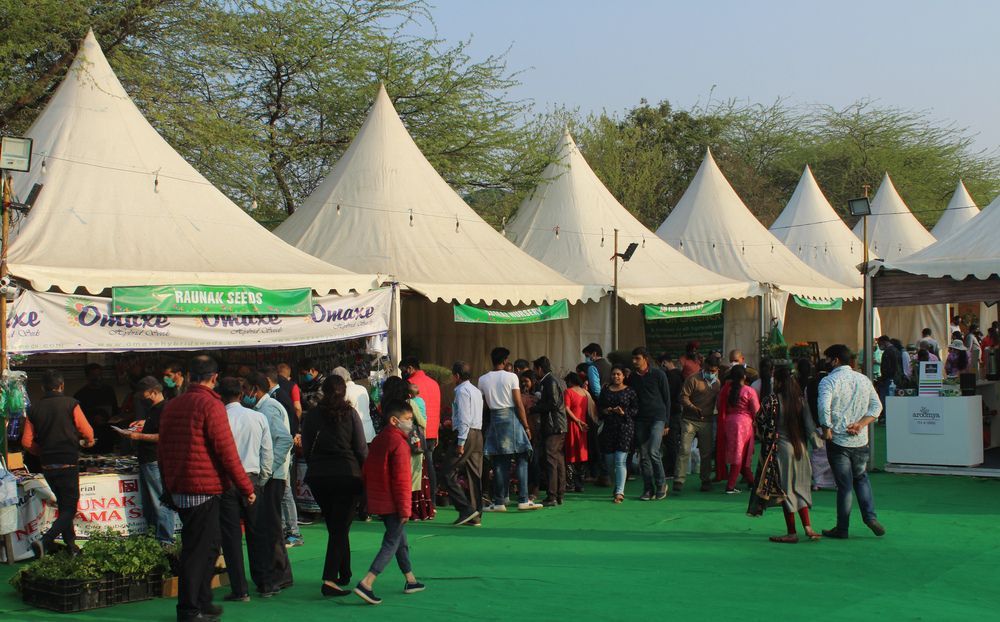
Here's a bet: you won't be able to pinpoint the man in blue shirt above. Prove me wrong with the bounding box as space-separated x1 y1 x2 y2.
443 361 485 526
245 372 295 595
817 344 886 540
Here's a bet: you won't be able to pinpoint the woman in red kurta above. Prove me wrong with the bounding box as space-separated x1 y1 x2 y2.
563 373 591 492
717 366 759 494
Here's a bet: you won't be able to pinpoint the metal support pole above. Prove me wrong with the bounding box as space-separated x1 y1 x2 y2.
612 229 619 352
862 214 877 469
389 281 402 377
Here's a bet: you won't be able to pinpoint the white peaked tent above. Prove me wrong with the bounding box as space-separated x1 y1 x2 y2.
655 150 858 361
852 173 936 262
850 174 947 347
7 31 375 295
769 166 865 350
275 86 604 370
506 131 758 303
930 180 979 239
884 194 1000 280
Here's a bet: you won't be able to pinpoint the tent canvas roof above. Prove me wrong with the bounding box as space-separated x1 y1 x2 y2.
881 194 1000 280
769 166 865 291
851 173 936 262
6 31 374 295
654 150 859 300
274 86 602 305
930 180 979 239
505 131 758 305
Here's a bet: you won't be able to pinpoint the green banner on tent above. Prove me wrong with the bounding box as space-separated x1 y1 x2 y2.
792 295 843 311
453 300 569 324
643 299 723 320
112 284 313 316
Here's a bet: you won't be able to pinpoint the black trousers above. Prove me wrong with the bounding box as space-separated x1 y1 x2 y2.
307 476 358 584
41 467 80 549
176 497 221 620
260 479 293 589
443 429 484 518
219 475 265 596
544 433 566 501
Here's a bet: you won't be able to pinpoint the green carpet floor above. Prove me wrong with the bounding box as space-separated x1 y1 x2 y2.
2 467 998 621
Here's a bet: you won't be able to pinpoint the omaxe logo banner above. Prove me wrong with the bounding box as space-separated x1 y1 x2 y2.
6 288 392 353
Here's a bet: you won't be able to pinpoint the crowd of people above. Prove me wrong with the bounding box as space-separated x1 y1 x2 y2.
21 338 898 621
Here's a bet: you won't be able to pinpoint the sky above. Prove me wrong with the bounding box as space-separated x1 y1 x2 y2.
419 0 1000 153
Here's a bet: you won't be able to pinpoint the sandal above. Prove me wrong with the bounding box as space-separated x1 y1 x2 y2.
804 529 822 541
613 494 624 504
769 534 799 544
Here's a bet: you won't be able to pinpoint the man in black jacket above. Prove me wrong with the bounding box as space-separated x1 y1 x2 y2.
627 347 671 500
531 356 568 507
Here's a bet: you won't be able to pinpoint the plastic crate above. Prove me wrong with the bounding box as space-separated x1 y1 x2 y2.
112 575 149 604
21 575 114 613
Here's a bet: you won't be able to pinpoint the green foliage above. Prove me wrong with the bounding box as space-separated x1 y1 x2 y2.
420 363 453 388
9 530 171 593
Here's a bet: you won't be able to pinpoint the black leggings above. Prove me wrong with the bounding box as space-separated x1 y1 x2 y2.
307 477 358 584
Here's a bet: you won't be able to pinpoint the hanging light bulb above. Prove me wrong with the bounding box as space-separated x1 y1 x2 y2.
336 204 341 216
641 236 646 248
409 209 414 227
679 240 683 248
555 226 560 239
153 170 160 193
600 227 605 247
455 216 460 233
41 158 47 174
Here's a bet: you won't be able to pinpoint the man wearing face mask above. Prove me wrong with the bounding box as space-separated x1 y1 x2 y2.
159 356 254 622
115 376 177 543
297 358 326 412
675 355 723 493
244 373 296 592
162 361 186 400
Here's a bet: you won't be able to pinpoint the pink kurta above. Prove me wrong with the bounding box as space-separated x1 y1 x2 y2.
720 384 759 467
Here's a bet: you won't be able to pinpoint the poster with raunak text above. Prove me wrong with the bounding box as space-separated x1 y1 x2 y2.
7 288 391 353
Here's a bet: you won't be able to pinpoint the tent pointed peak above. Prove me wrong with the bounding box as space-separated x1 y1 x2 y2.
947 179 976 210
931 178 980 238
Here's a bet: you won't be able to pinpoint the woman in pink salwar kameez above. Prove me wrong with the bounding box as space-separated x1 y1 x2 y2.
717 366 759 494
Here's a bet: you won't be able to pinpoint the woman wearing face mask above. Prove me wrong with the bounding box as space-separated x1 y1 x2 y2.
597 366 637 503
115 376 177 543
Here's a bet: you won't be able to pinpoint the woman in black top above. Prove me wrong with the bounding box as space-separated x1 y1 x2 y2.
302 375 368 597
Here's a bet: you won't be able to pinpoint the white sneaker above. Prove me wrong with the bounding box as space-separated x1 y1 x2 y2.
517 501 543 511
482 503 507 512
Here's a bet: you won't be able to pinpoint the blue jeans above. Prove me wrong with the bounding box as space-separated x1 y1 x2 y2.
138 461 176 543
635 419 666 491
605 451 628 495
493 453 530 505
369 513 411 576
826 442 878 532
281 478 300 537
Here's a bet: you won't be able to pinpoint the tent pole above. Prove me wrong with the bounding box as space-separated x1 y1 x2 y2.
390 281 402 377
1 171 10 375
862 215 876 468
612 229 619 352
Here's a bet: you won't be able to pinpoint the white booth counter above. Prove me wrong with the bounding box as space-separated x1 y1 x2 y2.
886 395 984 467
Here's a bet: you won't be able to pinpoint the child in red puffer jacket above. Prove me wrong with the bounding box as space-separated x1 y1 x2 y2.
354 400 425 605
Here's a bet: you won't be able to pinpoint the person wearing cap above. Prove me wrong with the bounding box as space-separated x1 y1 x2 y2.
945 339 970 377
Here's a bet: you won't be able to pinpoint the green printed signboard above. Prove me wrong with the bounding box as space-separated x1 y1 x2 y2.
643 302 725 359
643 299 723 320
792 295 843 311
453 300 569 324
112 285 313 316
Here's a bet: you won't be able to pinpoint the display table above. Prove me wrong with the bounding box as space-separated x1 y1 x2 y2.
886 395 984 467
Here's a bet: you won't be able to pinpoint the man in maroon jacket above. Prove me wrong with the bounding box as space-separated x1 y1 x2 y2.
159 355 255 622
354 400 424 606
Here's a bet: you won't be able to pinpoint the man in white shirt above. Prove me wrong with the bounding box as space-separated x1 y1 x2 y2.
817 344 886 540
444 361 485 526
333 367 375 443
478 347 541 512
218 377 274 601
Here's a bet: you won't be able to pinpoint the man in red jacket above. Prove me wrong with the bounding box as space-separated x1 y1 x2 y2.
400 356 440 503
354 400 424 606
159 355 255 622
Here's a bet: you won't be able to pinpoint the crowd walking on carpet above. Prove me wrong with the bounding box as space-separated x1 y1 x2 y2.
20 333 910 621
